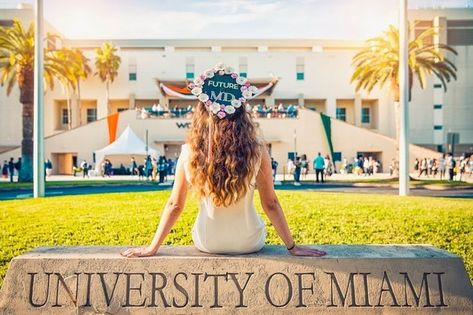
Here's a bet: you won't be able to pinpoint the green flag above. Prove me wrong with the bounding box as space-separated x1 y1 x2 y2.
320 113 334 162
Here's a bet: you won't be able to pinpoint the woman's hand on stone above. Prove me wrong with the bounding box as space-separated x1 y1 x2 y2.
289 245 326 257
120 246 156 258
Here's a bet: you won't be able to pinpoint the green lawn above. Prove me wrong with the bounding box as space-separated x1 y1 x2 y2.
0 191 472 287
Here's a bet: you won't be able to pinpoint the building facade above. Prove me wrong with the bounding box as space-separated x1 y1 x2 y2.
0 6 471 174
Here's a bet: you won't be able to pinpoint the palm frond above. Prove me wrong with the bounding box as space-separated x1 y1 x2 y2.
351 23 457 96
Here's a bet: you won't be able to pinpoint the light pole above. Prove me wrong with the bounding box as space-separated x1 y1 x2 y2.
33 0 45 198
399 0 410 196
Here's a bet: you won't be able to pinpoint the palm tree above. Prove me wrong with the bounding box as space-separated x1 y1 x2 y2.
71 49 91 125
0 19 69 182
94 42 121 115
351 24 457 147
52 48 77 130
52 48 91 129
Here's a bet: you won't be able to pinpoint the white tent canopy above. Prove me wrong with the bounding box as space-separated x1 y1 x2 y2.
94 126 159 169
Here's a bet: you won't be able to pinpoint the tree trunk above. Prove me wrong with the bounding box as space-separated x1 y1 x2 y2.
393 101 400 151
391 80 401 153
106 80 110 115
18 67 34 182
77 81 82 125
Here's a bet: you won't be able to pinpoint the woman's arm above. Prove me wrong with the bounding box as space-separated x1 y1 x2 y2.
256 148 326 257
121 154 188 258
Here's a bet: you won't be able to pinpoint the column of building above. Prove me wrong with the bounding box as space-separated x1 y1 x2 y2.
433 16 447 151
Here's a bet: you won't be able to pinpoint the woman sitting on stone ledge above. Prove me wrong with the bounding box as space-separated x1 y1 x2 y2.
121 65 326 258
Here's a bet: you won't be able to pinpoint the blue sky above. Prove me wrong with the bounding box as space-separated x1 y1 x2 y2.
1 0 472 39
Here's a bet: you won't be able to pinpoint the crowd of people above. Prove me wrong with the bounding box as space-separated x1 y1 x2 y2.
70 155 178 183
1 157 21 182
251 103 299 119
415 154 473 181
129 155 177 183
339 156 383 176
3 152 472 184
271 152 334 185
139 103 194 119
138 103 299 120
278 153 384 185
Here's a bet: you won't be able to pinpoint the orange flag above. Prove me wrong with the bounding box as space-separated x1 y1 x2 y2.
107 112 120 144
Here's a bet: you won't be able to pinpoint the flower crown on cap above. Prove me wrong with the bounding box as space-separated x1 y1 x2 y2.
188 63 258 119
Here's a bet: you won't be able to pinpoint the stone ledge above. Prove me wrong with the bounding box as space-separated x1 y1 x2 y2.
18 244 459 259
0 245 472 314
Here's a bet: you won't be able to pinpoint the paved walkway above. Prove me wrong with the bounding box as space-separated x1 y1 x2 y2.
1 178 472 201
2 172 472 183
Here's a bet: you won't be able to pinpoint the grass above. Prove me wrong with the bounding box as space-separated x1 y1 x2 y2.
0 191 472 288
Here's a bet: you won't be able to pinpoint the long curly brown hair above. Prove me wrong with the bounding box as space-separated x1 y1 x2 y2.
187 102 263 207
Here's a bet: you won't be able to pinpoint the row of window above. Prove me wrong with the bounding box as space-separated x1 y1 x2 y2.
128 57 307 81
61 108 97 125
335 107 371 123
61 107 131 126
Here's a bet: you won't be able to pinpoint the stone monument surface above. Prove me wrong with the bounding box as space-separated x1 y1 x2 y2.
0 245 472 314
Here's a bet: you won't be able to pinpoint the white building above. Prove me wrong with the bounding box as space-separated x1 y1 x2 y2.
0 5 471 174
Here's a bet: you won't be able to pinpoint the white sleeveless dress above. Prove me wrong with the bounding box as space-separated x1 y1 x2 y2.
178 144 266 254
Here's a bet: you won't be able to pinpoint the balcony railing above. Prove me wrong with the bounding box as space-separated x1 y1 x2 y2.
137 108 193 119
136 106 299 120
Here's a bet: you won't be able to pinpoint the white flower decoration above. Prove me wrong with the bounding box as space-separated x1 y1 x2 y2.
224 105 236 114
245 104 252 112
215 62 225 70
236 76 248 85
193 78 203 86
218 70 225 76
198 93 209 102
191 87 202 95
249 85 258 93
242 90 253 98
204 70 214 78
231 99 242 108
210 102 221 114
224 66 233 74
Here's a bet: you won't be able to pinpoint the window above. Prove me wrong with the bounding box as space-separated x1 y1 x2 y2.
0 20 14 27
433 104 442 109
333 152 342 162
239 57 248 78
361 107 370 123
186 72 194 79
129 58 137 81
336 108 346 121
434 125 443 130
87 108 97 123
186 57 195 79
61 108 68 125
296 57 305 81
433 83 442 89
